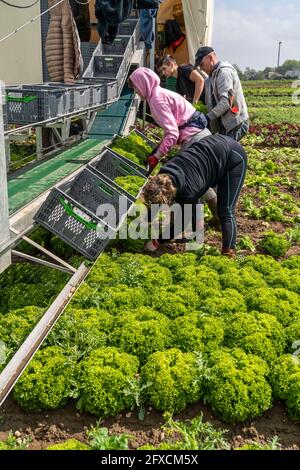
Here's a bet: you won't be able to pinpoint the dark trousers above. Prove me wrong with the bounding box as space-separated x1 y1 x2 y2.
217 143 247 249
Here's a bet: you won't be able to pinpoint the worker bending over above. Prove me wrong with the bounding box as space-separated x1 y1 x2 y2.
128 67 217 220
142 135 247 257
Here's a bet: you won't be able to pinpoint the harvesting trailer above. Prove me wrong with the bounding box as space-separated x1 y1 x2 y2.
0 0 213 407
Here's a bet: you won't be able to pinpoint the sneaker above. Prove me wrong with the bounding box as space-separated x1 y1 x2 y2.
144 240 160 252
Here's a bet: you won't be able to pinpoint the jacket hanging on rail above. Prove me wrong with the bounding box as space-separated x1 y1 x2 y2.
95 0 134 44
45 0 83 83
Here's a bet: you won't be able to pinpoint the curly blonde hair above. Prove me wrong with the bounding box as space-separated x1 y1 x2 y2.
142 174 177 206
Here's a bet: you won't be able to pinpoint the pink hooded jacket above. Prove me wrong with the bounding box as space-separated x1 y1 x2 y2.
130 67 201 157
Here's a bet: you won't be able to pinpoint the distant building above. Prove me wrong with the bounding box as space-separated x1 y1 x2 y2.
267 72 284 80
285 69 300 79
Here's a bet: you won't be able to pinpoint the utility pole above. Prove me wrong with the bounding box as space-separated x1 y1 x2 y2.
277 41 282 70
0 81 11 273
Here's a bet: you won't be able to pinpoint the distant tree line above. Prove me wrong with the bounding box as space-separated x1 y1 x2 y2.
234 60 300 81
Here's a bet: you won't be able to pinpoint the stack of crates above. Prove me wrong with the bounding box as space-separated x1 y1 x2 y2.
83 18 140 94
34 144 148 260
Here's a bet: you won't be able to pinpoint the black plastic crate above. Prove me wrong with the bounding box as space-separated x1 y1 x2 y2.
100 35 133 57
80 42 97 72
88 147 147 181
77 78 118 103
91 55 125 82
34 187 111 260
6 85 66 124
60 168 133 230
75 79 106 107
118 19 140 45
129 129 157 149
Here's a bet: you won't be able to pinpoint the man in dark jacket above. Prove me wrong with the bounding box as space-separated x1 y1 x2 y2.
142 135 247 256
195 47 249 142
70 0 91 42
95 0 134 44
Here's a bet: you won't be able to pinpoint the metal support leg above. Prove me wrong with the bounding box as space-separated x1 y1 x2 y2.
61 118 71 144
5 136 10 166
35 126 43 160
0 81 11 273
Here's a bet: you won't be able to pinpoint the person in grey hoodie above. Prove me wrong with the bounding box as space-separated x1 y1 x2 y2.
194 47 249 142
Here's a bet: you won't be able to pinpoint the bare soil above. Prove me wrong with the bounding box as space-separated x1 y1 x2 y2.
1 395 300 450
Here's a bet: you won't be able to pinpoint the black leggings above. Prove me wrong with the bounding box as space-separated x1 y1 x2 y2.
157 144 247 246
217 144 247 249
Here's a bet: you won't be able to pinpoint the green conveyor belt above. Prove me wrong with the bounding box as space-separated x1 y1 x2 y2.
8 138 108 215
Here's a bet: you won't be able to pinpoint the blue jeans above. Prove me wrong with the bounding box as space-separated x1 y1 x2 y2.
140 9 157 49
225 120 249 142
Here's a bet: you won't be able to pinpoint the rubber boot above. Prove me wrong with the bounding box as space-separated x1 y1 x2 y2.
222 248 236 258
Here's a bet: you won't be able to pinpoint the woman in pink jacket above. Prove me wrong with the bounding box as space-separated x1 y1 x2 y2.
129 67 211 169
128 67 218 242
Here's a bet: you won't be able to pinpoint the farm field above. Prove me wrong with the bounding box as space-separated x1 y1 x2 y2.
0 80 300 451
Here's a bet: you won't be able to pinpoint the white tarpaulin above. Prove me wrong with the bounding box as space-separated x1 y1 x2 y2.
182 0 214 63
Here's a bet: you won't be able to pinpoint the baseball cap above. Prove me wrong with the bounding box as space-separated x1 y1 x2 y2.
195 46 214 67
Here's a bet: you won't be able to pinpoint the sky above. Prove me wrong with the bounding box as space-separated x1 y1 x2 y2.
212 0 300 70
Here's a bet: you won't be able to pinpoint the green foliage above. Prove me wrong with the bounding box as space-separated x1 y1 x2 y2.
110 146 141 165
114 176 145 196
240 255 281 275
219 267 267 293
149 285 199 319
171 314 225 353
139 414 229 450
47 308 113 360
0 431 31 450
14 347 75 412
157 253 197 272
86 422 133 450
200 289 247 315
49 235 77 259
235 437 280 450
285 321 300 353
71 283 146 314
0 306 43 352
282 256 300 270
174 265 221 297
46 439 90 450
206 348 272 423
111 132 152 165
198 255 237 274
110 307 170 363
237 235 256 252
265 268 300 294
77 347 139 417
141 349 205 413
286 372 300 422
224 312 285 364
269 355 300 400
260 231 291 258
246 287 300 326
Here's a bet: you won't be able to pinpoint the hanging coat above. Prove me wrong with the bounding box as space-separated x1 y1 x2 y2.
45 0 83 83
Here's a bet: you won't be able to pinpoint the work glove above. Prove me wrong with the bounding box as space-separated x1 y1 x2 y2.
146 148 160 175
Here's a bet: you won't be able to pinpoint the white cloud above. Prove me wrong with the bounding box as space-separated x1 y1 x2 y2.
212 3 300 70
